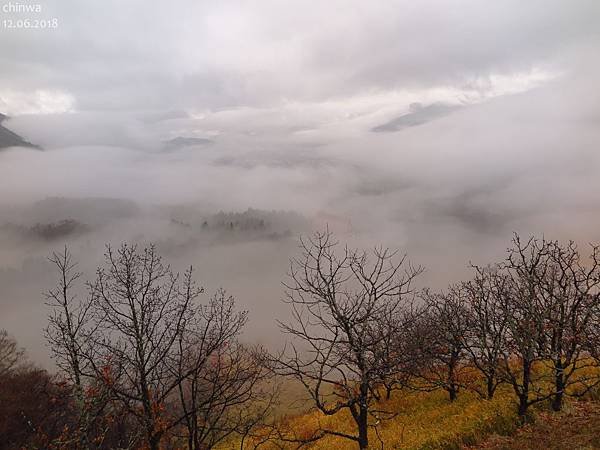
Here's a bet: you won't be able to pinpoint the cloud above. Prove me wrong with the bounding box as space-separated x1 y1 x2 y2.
1 1 600 363
0 0 596 111
0 89 75 115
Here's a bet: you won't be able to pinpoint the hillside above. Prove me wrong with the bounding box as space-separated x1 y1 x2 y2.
222 380 600 450
0 114 39 150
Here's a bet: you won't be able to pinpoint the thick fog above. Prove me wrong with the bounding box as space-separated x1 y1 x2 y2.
1 0 600 366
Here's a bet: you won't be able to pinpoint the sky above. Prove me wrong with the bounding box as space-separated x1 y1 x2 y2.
1 0 600 363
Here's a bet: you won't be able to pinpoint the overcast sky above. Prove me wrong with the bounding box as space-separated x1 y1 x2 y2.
1 0 600 362
0 0 598 112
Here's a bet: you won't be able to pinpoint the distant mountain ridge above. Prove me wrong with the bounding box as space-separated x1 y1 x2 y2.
372 102 461 132
163 136 213 151
0 113 40 150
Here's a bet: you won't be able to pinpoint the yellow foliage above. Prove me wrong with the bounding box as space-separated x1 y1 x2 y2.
219 386 520 450
217 363 600 450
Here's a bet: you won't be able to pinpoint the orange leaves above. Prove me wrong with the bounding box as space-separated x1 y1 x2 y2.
100 362 116 387
152 400 170 435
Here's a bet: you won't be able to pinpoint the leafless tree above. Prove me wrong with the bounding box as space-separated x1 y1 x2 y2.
497 235 600 416
235 376 281 450
0 329 25 377
498 234 555 419
370 301 429 401
45 246 98 449
45 247 90 388
45 244 266 450
171 290 276 450
534 239 600 411
82 243 202 450
184 343 276 449
463 265 510 399
417 286 470 402
271 230 422 450
172 287 245 449
46 246 150 449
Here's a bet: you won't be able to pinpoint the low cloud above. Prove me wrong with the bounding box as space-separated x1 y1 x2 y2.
0 0 599 365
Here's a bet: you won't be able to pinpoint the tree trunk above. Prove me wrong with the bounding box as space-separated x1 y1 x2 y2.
149 434 161 450
552 363 565 412
486 376 495 400
449 385 458 402
357 405 369 450
142 398 159 450
448 350 459 402
552 389 564 412
517 360 531 420
517 394 528 419
193 434 204 450
385 384 392 400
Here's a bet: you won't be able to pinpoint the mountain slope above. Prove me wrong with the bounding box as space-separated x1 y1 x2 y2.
0 113 40 150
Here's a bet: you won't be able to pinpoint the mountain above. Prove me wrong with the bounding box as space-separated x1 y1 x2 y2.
163 136 213 150
0 113 40 150
372 102 461 132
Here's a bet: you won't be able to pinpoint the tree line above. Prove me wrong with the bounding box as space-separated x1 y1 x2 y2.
269 231 600 449
1 231 600 450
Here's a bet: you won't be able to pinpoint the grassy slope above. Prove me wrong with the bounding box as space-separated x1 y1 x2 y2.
467 401 600 450
225 386 522 449
222 365 600 449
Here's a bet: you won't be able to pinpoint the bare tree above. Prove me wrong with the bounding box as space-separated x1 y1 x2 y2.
46 246 150 450
171 290 275 450
271 230 422 450
82 243 202 450
417 286 470 402
45 246 91 390
370 301 429 401
178 343 275 450
499 234 554 419
497 235 600 416
0 329 25 377
463 265 510 399
235 375 281 450
535 239 600 411
45 246 97 449
44 243 268 449
172 287 245 450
